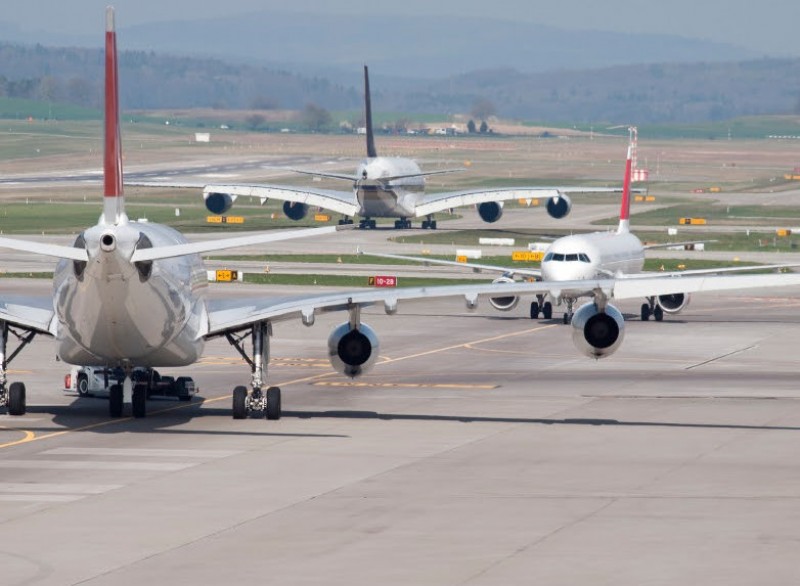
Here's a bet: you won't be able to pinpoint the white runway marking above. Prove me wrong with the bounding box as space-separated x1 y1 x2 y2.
0 460 194 471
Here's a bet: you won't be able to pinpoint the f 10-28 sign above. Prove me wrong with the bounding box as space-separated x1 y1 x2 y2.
369 275 397 287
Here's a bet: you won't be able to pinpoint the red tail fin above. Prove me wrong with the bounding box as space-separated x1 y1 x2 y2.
617 145 633 233
103 7 126 224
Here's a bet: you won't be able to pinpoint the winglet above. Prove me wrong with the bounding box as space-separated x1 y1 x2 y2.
364 65 377 158
617 145 633 234
102 6 127 225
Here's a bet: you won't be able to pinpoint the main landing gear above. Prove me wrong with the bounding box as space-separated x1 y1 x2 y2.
641 297 664 322
529 296 552 320
421 215 438 230
0 321 37 416
224 321 282 420
359 218 377 229
338 217 354 226
394 218 412 229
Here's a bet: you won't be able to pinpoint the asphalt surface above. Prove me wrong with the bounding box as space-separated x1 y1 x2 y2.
1 279 800 585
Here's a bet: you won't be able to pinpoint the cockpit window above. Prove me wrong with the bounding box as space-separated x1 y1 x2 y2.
544 252 554 262
565 253 579 261
579 253 591 263
552 253 565 261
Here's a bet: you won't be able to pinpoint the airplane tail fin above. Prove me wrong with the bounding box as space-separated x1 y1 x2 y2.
364 65 377 158
617 145 633 234
102 7 127 226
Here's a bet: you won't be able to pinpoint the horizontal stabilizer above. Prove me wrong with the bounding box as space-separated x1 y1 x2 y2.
0 236 88 261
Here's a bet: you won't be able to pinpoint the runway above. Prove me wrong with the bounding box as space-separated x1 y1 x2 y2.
1 280 800 584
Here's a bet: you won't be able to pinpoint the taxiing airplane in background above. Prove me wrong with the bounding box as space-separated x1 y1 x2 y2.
195 66 632 229
361 146 800 357
0 7 660 420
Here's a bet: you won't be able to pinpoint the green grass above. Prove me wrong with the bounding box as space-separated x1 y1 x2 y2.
593 204 800 227
242 274 485 287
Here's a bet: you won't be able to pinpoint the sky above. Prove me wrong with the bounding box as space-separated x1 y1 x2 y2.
2 0 799 56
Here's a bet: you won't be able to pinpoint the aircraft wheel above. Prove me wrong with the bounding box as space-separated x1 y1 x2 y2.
109 384 123 418
430 220 437 229
8 382 26 416
132 384 147 419
542 302 553 320
654 305 664 322
641 303 651 321
394 220 401 229
232 385 247 420
77 376 90 397
369 220 377 229
563 313 570 325
530 301 539 319
266 386 282 420
421 220 430 229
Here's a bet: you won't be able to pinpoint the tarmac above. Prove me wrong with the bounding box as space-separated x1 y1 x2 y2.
1 276 800 585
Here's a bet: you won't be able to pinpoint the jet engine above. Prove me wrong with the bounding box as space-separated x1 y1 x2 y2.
283 201 309 221
328 322 379 378
545 194 572 219
477 201 504 223
656 292 690 314
571 302 625 359
488 276 520 311
205 192 234 215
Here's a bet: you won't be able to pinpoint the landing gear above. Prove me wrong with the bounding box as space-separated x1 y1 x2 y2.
0 321 36 416
132 383 147 418
338 217 354 226
109 384 123 418
394 218 412 229
421 216 438 229
562 298 575 325
641 297 664 322
542 302 553 320
530 295 546 320
225 321 282 420
359 218 377 229
7 382 25 416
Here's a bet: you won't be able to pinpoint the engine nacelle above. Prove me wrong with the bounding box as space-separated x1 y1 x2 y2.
477 201 504 223
327 322 379 378
488 276 520 311
205 192 234 215
571 302 625 359
656 292 690 314
545 193 572 219
283 201 309 221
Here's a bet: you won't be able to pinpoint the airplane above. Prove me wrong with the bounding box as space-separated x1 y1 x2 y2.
360 145 800 353
184 66 635 230
0 7 673 420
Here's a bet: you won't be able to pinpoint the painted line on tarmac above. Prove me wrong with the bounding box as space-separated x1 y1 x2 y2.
312 381 497 390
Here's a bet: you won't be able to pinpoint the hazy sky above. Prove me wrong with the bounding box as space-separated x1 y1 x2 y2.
3 0 799 56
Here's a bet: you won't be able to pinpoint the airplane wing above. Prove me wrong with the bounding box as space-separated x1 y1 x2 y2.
413 186 627 218
289 169 359 182
0 294 56 335
201 184 359 217
358 250 541 278
131 225 347 262
205 271 800 336
205 280 567 335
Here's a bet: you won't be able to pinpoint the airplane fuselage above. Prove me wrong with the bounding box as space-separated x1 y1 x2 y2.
541 231 645 282
355 156 425 218
53 220 208 368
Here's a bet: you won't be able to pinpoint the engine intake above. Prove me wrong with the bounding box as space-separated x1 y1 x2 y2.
546 194 572 219
488 276 519 311
205 192 234 215
571 302 625 359
657 292 690 314
477 201 503 223
328 322 379 378
283 201 309 221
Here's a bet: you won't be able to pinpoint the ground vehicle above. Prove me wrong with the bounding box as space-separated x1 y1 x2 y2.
64 367 196 401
